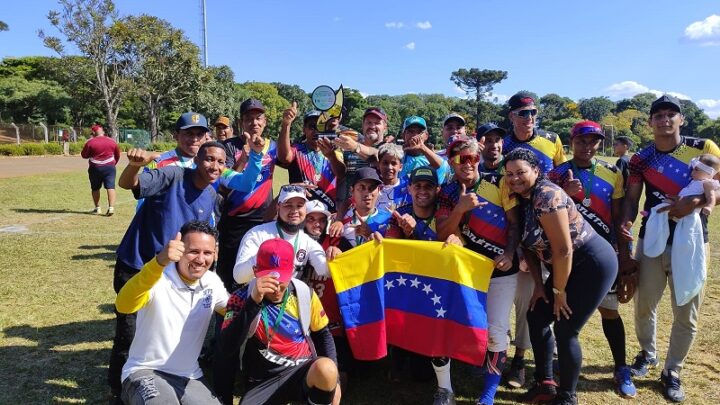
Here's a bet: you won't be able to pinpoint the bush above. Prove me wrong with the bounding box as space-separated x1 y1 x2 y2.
69 141 86 155
148 142 176 152
118 142 133 152
43 143 63 155
0 145 23 156
22 143 46 156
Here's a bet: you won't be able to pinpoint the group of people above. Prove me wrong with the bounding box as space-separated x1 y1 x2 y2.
102 91 719 405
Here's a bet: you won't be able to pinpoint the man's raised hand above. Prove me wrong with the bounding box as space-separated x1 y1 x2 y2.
127 148 154 167
157 232 184 266
282 101 298 126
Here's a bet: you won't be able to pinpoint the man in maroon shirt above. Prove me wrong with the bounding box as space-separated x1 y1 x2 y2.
81 124 121 216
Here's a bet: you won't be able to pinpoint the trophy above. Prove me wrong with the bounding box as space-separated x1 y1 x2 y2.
311 85 345 140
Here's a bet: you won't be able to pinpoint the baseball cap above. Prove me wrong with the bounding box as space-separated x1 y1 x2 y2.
508 91 536 111
91 124 103 132
650 95 682 115
614 136 634 148
570 120 605 139
176 112 210 132
402 116 427 131
352 167 382 186
447 134 472 156
410 166 438 186
304 110 322 122
214 116 231 127
240 98 266 115
363 107 387 121
278 185 309 204
476 122 507 139
255 238 294 282
442 113 466 126
305 200 331 218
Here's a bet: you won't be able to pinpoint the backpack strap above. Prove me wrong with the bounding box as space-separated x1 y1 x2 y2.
291 278 317 357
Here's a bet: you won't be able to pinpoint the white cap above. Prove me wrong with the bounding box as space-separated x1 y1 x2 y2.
305 200 331 218
278 185 309 204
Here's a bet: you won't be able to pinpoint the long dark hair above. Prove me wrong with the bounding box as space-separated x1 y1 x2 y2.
502 148 547 197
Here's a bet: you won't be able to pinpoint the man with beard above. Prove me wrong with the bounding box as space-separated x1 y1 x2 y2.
233 185 328 285
277 104 346 212
435 135 521 405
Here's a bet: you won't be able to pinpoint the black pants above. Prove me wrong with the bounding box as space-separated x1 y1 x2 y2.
527 235 617 394
107 259 140 395
216 217 262 292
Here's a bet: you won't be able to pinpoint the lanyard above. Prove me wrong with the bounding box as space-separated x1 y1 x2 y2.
275 223 300 255
260 288 290 349
570 159 596 207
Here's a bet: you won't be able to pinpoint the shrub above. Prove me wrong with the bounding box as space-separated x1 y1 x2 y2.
148 142 176 152
69 141 86 155
0 145 23 156
118 143 133 152
43 143 63 155
22 143 46 156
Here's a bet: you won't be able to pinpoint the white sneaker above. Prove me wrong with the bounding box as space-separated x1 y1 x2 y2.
106 207 114 216
90 207 101 215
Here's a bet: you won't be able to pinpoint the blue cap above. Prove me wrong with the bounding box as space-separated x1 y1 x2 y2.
304 110 322 122
476 122 507 139
402 116 427 131
176 112 210 132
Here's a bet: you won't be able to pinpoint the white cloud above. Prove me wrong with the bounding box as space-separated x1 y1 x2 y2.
405 42 416 50
385 22 405 29
683 14 720 46
603 81 689 101
359 91 369 98
333 16 341 22
416 21 432 30
697 99 720 119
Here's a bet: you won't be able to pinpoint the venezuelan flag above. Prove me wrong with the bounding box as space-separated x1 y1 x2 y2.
329 239 493 366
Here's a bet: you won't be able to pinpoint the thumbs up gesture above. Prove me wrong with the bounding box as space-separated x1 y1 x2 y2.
458 182 487 213
157 232 185 266
563 170 583 196
282 101 298 126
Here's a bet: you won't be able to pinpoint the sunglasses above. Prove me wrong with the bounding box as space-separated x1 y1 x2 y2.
280 184 306 193
512 109 538 119
452 154 481 165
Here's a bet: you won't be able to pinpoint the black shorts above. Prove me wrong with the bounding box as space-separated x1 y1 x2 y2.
240 359 317 405
88 165 116 190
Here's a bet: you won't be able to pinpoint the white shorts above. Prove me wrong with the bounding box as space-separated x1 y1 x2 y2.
487 273 519 352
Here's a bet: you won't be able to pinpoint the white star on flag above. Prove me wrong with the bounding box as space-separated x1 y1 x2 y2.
385 280 394 290
436 307 446 318
431 294 441 305
410 278 421 288
422 283 433 295
397 275 407 286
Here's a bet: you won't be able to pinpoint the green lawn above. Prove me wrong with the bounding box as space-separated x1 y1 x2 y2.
0 163 718 404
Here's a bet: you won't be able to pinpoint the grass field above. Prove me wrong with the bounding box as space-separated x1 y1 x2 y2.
1 160 719 404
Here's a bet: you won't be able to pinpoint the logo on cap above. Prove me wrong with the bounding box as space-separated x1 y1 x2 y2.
270 254 281 268
268 271 281 279
416 169 432 177
191 114 200 123
521 97 534 104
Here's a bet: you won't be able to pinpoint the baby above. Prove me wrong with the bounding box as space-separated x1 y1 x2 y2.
680 153 720 215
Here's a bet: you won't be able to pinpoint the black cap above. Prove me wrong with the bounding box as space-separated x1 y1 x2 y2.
352 167 382 186
508 91 536 111
650 95 682 115
240 98 266 115
476 122 507 139
410 166 438 186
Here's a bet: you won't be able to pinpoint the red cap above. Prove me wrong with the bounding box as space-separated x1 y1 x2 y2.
254 238 294 282
570 120 604 139
91 124 103 133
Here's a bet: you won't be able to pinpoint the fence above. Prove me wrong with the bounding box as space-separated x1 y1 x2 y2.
0 123 162 147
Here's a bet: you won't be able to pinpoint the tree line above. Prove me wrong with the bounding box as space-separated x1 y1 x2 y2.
1 0 719 146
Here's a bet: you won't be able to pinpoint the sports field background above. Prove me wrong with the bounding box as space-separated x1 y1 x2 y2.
0 156 718 404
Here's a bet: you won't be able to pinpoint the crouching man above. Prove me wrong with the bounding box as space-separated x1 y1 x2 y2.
213 238 340 405
116 221 227 404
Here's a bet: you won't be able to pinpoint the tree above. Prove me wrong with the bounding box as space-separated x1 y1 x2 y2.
543 118 578 145
602 109 651 146
539 93 578 122
236 82 290 139
578 96 615 122
450 68 508 129
111 14 202 140
616 92 656 114
679 99 709 136
188 65 238 127
0 21 8 32
697 118 720 144
40 0 132 138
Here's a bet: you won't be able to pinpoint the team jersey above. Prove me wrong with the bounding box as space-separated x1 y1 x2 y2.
400 154 451 184
437 174 518 277
376 177 411 214
303 235 344 337
222 285 328 380
503 129 566 173
282 142 342 212
341 208 392 247
385 203 438 240
629 136 720 243
548 159 624 243
222 140 278 220
146 148 195 169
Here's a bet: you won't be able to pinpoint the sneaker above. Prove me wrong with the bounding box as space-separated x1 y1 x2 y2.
613 366 637 398
551 389 577 405
519 379 557 404
106 207 114 216
504 358 526 388
90 207 101 215
630 350 659 377
433 387 456 405
660 369 685 402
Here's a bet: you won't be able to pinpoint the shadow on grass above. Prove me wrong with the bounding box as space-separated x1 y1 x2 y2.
78 244 117 251
72 252 117 261
1 318 114 403
12 208 92 215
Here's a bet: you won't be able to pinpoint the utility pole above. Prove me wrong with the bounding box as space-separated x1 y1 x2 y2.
201 0 208 67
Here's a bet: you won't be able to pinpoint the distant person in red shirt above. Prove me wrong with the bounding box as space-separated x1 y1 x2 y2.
81 124 120 216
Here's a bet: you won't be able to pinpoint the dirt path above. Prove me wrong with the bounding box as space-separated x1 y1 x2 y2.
0 155 94 178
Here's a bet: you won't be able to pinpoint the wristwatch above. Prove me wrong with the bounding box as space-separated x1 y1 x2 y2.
552 287 565 295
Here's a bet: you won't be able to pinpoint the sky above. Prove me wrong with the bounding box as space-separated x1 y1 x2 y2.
2 0 720 118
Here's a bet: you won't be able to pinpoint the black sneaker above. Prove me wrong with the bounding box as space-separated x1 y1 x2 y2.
519 379 557 404
504 357 526 388
630 350 659 377
660 369 685 402
552 389 577 405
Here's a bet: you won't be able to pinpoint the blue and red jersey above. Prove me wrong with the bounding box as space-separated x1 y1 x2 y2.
222 140 278 220
282 142 340 212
